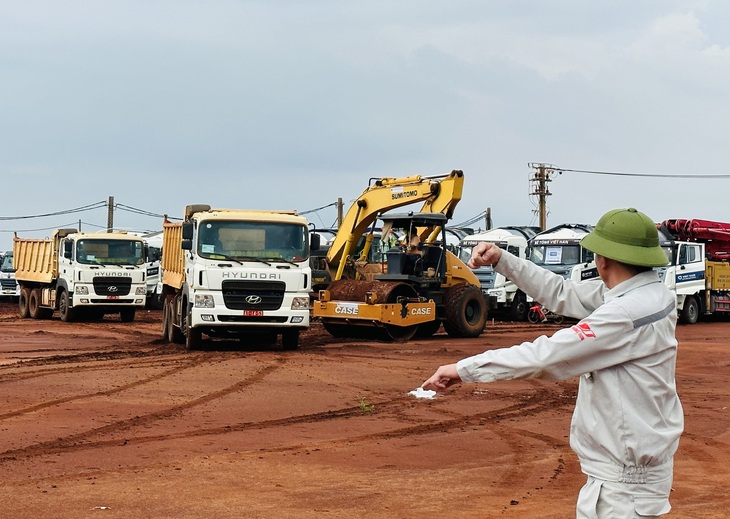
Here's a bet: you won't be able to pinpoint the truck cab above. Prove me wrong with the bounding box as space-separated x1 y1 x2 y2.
0 251 20 300
528 224 598 283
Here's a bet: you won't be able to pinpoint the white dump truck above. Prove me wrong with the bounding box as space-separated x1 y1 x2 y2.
161 205 316 350
457 226 539 320
13 229 147 321
0 250 20 300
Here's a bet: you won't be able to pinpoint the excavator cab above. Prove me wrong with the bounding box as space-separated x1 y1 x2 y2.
376 212 448 282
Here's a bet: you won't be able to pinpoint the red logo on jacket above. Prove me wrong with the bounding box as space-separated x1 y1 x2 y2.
572 322 596 340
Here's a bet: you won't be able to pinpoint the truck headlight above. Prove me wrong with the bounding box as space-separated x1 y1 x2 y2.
76 286 89 295
290 297 309 310
136 287 147 295
195 294 215 308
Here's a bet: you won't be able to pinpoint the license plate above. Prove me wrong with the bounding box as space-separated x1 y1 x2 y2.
243 310 264 317
107 295 119 300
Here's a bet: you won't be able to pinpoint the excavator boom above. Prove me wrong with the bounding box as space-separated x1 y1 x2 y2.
326 170 464 280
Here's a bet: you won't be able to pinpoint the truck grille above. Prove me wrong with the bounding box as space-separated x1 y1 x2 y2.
221 280 285 310
93 277 132 296
0 279 17 290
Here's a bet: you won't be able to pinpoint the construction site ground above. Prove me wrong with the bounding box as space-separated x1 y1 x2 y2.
0 301 728 518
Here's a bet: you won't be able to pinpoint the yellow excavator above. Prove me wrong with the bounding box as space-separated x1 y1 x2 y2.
312 170 487 341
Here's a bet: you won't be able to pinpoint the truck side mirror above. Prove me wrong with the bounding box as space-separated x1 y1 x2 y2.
181 239 193 251
310 233 321 251
63 240 73 259
182 222 194 240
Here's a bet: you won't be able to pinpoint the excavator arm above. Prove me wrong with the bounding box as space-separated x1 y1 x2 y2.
326 170 464 280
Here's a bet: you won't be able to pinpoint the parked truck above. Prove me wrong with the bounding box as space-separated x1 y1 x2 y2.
457 226 540 320
657 218 730 324
1 251 20 301
13 229 147 321
528 224 599 282
161 205 315 351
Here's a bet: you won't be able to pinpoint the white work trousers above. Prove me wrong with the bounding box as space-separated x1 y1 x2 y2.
576 476 672 518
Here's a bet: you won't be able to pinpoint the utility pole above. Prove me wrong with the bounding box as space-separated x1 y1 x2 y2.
485 207 493 230
528 163 560 231
337 198 343 227
107 196 114 232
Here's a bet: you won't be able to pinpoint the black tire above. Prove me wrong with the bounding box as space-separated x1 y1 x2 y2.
281 329 299 350
183 307 203 351
18 286 31 319
680 296 699 324
58 289 74 322
29 289 44 319
161 301 170 341
167 299 185 344
443 284 487 338
510 290 529 321
527 308 540 324
553 315 564 325
120 308 136 323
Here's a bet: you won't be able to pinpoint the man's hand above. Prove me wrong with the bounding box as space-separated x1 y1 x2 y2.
467 242 502 269
422 363 461 390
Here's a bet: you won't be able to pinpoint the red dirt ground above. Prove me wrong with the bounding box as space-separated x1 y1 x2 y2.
0 301 728 518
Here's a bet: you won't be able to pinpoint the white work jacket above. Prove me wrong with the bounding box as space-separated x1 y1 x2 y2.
456 252 684 484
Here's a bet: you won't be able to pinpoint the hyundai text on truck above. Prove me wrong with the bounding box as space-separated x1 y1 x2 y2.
657 218 730 324
13 229 147 321
160 205 316 351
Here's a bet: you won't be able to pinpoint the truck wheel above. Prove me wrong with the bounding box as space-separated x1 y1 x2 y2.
510 291 529 321
680 296 699 324
443 284 487 338
29 289 43 319
161 302 170 340
184 308 203 351
167 300 185 344
18 287 31 318
59 289 75 322
120 308 136 323
281 329 299 350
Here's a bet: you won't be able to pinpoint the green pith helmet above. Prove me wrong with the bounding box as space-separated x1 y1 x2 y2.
580 208 668 267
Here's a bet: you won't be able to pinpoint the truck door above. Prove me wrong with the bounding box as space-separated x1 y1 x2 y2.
676 243 705 295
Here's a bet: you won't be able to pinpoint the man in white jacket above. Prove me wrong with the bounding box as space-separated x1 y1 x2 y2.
422 208 684 518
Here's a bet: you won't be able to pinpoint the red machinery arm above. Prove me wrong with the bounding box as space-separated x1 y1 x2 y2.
659 219 730 260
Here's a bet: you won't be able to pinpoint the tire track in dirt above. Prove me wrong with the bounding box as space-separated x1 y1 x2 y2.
0 356 204 420
0 375 573 463
0 357 287 461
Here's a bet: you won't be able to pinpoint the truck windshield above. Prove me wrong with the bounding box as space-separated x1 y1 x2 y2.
197 221 309 262
530 244 587 266
76 239 145 266
1 254 13 272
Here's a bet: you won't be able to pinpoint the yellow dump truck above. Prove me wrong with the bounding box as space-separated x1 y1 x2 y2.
160 205 317 351
13 228 148 322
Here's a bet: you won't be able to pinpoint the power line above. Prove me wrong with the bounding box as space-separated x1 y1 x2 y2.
558 168 730 179
0 201 107 221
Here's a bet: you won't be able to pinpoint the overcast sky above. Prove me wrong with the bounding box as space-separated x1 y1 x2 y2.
2 0 730 252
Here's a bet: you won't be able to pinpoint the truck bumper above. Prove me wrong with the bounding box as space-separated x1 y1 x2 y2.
189 292 310 330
